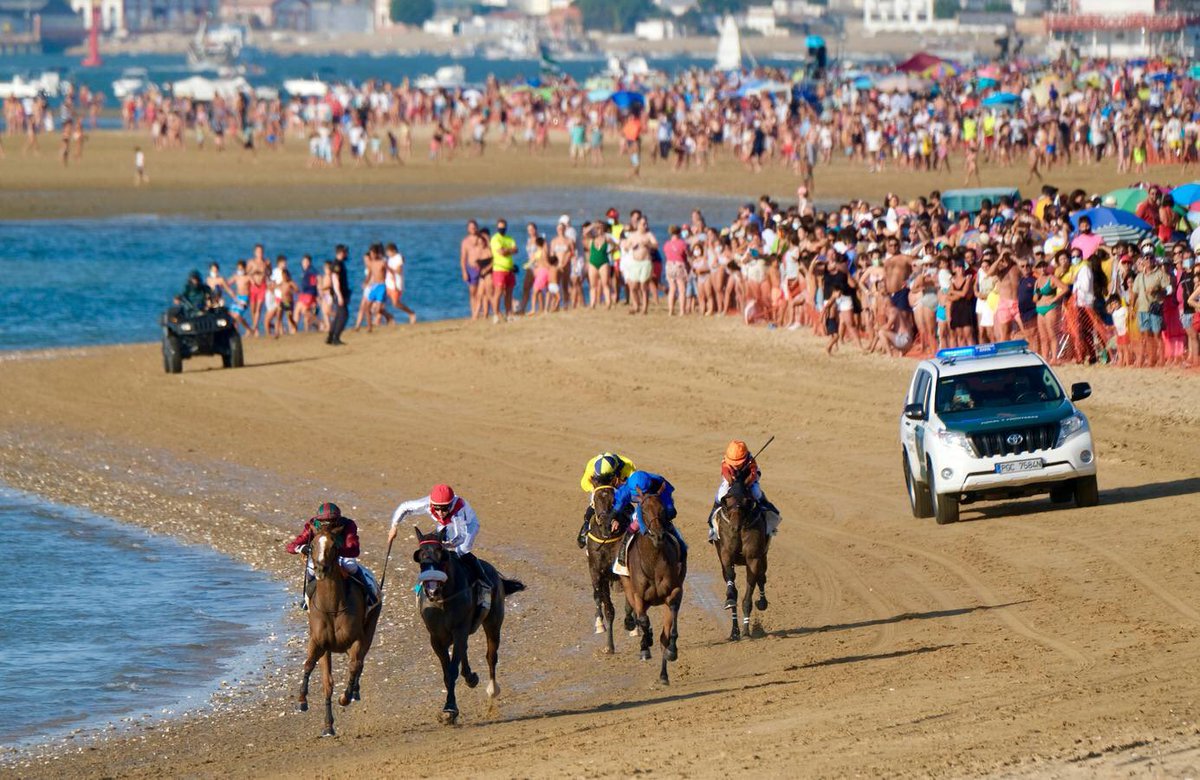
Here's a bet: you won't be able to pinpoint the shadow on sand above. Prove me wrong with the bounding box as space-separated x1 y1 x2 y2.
960 477 1200 522
770 602 1027 640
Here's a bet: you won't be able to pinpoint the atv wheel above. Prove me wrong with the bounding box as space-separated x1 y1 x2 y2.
163 333 183 374
223 332 244 368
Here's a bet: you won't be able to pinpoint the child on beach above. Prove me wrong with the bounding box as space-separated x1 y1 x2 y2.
1107 294 1128 366
531 236 553 314
134 146 147 185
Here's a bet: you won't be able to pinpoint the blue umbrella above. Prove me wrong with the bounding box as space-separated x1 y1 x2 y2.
805 34 825 48
1171 182 1200 207
982 91 1019 106
977 76 999 89
1070 207 1152 244
587 88 613 103
611 90 645 110
853 75 873 90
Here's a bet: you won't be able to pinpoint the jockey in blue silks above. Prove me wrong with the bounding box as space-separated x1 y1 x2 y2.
609 470 687 568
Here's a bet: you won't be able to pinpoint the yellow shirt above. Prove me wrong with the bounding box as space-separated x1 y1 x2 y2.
490 234 517 273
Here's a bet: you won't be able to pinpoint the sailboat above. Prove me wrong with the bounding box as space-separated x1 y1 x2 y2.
715 15 741 72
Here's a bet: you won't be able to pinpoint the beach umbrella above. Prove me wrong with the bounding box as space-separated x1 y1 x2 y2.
1170 182 1200 207
977 76 999 89
923 61 959 80
1069 207 1152 244
876 74 930 94
610 90 645 110
976 64 1002 80
853 75 874 90
1104 187 1149 213
896 52 943 73
982 91 1020 107
587 88 613 103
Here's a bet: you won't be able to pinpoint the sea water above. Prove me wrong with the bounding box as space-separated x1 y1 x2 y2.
0 188 743 351
0 486 285 746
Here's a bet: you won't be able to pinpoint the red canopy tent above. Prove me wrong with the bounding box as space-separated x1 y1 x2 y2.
896 52 943 73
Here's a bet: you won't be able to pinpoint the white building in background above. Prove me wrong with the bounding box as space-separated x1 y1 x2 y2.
1046 0 1200 58
634 17 676 40
652 0 697 16
70 0 124 32
862 0 957 33
744 5 787 35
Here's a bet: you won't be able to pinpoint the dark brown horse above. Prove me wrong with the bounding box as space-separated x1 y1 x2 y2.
618 494 686 684
712 480 769 641
585 486 636 655
413 527 525 724
298 520 380 737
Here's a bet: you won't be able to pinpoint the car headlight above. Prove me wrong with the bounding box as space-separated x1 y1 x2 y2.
1056 411 1089 447
216 318 228 327
935 426 975 455
180 323 193 332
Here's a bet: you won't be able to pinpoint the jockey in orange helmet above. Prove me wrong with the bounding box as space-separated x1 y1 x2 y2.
708 440 781 543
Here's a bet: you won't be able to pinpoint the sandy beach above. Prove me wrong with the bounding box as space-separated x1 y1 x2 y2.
4 131 1199 221
2 307 1199 777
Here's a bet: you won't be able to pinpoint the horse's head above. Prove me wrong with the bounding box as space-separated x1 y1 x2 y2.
640 494 667 549
590 485 616 532
412 526 451 600
310 519 346 581
719 480 757 532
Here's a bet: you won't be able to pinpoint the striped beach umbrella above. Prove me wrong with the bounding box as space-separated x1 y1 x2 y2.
1070 207 1152 244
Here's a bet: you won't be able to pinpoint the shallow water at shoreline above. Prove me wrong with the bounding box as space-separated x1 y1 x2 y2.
0 188 743 351
0 486 286 747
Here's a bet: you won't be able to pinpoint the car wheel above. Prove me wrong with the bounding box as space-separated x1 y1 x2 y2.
1073 475 1099 508
904 452 933 518
223 332 244 368
163 333 183 374
930 469 959 525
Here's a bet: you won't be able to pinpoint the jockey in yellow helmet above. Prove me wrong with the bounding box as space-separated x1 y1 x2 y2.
577 452 636 547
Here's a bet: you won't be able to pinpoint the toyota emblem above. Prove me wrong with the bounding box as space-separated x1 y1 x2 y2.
1006 433 1024 446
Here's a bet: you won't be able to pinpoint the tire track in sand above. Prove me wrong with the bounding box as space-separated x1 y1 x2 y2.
797 497 1089 666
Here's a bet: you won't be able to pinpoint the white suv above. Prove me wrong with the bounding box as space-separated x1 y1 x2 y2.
899 341 1098 525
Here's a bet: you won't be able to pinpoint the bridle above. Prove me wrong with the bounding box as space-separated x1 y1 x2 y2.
415 539 468 605
587 485 622 545
308 531 351 616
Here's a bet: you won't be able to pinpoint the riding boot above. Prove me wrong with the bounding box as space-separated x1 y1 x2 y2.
616 531 632 569
759 493 782 536
672 527 689 567
577 507 594 549
461 552 492 608
302 573 315 611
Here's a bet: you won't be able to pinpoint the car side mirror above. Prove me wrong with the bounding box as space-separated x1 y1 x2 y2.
1070 382 1091 402
903 402 926 421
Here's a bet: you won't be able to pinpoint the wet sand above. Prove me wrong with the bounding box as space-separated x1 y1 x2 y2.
2 310 1200 777
1 130 1193 221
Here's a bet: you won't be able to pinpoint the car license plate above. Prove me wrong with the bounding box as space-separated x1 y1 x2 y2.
995 458 1044 474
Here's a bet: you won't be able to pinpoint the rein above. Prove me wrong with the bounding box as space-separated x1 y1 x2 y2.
587 486 622 545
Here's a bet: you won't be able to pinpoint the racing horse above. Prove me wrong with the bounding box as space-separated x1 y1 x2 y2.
712 479 769 641
618 494 686 685
413 527 526 724
586 485 636 654
298 519 380 737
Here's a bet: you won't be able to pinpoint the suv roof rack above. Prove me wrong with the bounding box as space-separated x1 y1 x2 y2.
936 340 1029 365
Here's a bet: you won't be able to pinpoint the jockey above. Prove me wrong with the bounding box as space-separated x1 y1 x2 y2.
576 451 636 548
387 484 490 608
609 470 687 568
286 502 379 611
708 440 782 543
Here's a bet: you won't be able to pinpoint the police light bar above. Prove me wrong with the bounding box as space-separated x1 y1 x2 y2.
936 340 1029 362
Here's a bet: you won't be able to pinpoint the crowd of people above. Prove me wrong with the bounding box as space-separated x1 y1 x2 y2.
89 54 1200 183
446 181 1196 369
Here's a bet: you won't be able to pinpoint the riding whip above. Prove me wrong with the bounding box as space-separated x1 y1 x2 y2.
376 536 395 605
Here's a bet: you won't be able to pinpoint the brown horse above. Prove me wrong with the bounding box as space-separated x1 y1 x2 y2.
619 494 686 684
413 527 525 724
712 479 769 641
585 486 636 655
297 520 380 737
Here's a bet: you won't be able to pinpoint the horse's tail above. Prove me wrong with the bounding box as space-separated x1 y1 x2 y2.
501 578 526 596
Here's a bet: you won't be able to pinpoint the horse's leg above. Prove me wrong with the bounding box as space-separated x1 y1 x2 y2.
590 563 607 637
320 651 335 737
668 600 681 657
601 575 616 655
659 604 675 685
298 638 319 712
755 556 769 611
721 551 741 641
484 615 502 699
623 598 636 634
637 613 653 661
457 627 479 689
339 641 363 707
432 634 459 724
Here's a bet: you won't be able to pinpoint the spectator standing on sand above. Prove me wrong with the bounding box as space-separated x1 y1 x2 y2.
134 146 147 185
327 244 350 346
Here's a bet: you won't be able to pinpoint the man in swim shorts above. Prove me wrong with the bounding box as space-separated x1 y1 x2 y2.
991 251 1021 341
460 220 482 315
490 219 518 322
226 260 251 332
363 243 392 332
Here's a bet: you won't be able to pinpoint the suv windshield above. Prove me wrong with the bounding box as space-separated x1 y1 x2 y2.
934 365 1064 414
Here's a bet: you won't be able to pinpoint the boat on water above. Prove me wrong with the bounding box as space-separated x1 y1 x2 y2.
0 71 66 99
112 67 152 99
282 78 330 98
715 15 742 72
187 18 245 72
414 65 466 91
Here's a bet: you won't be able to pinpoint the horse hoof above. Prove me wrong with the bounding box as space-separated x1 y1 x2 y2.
486 680 498 699
465 671 480 689
602 645 614 655
658 675 670 686
321 727 336 738
729 632 741 642
629 629 639 638
595 617 605 634
298 701 308 712
439 710 459 726
623 616 636 632
352 690 361 702
665 648 678 662
639 650 651 661
756 598 768 611
724 599 736 611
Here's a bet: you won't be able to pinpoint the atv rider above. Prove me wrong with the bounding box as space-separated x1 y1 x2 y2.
708 440 782 543
388 484 490 608
576 452 636 548
286 501 380 611
609 470 687 569
176 270 214 313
